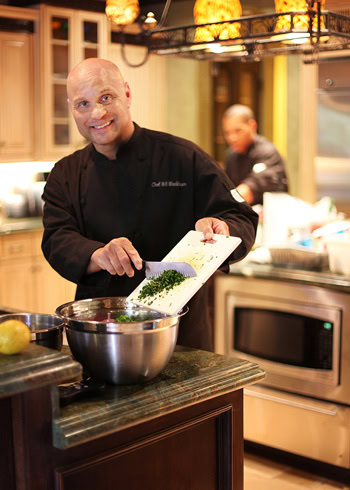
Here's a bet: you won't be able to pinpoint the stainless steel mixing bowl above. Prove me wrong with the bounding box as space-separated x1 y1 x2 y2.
0 313 63 351
55 297 188 385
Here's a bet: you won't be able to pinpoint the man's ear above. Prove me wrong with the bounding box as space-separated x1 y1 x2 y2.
249 119 258 132
125 82 132 108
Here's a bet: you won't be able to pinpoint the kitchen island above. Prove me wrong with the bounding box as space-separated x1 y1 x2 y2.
0 342 265 490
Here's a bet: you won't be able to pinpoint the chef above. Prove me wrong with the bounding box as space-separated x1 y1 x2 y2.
222 104 288 206
42 58 258 352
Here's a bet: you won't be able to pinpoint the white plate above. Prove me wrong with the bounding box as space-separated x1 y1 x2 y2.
127 230 242 315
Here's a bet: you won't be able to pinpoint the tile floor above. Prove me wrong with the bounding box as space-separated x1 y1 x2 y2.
244 453 350 490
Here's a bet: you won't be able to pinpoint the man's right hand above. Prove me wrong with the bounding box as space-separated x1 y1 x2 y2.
86 237 143 277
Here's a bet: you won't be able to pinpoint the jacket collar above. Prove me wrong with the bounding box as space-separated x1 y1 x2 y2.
90 123 146 163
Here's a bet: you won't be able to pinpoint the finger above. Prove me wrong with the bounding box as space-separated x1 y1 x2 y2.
212 219 229 236
109 238 141 277
97 252 119 275
195 218 214 241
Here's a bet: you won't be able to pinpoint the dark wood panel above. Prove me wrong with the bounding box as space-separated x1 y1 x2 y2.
0 397 16 490
3 385 243 490
57 413 221 490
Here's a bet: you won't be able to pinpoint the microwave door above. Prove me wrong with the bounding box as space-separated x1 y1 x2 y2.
226 294 341 388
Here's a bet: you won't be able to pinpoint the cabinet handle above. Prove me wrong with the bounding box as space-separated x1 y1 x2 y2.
245 388 338 416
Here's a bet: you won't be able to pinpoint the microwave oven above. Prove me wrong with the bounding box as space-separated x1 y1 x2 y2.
214 274 350 405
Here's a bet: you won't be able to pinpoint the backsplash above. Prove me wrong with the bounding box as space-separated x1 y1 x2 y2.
0 161 55 218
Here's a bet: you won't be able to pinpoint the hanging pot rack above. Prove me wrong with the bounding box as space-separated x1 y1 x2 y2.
111 1 350 65
147 7 350 62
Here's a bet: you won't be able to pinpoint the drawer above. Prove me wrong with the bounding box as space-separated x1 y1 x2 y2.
0 233 33 260
244 385 350 469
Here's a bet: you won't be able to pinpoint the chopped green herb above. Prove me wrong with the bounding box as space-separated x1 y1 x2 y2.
114 314 134 322
138 269 187 301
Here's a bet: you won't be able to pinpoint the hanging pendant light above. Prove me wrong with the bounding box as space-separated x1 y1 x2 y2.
274 0 326 34
105 0 140 26
193 0 242 43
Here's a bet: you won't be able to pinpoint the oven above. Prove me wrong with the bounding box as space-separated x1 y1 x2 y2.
214 273 350 468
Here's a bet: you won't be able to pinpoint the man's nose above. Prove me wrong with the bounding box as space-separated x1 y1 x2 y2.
228 134 237 143
91 103 107 119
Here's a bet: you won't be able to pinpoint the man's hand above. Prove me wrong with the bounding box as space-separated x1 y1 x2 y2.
87 237 143 277
195 217 229 241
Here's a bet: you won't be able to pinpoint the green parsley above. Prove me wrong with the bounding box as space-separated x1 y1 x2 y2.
138 269 187 301
114 314 133 322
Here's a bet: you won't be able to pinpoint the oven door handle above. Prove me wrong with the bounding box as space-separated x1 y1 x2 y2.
244 388 339 416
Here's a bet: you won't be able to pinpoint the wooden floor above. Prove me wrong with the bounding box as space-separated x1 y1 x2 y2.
244 453 350 490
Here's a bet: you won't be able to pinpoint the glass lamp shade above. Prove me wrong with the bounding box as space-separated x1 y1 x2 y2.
274 0 326 32
194 0 242 42
105 0 140 26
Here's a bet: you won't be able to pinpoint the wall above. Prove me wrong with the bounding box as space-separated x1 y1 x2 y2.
165 57 213 156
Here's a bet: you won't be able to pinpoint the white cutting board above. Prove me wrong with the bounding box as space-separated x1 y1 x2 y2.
127 230 242 315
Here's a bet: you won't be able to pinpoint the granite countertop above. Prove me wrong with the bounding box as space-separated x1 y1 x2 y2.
52 346 265 450
0 341 265 451
0 216 43 234
0 343 81 398
229 262 350 291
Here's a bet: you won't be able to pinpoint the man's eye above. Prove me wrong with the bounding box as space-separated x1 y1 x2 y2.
77 101 89 109
100 95 112 104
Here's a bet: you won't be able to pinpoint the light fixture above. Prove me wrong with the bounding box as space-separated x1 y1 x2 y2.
142 12 158 30
108 0 350 65
274 0 326 33
193 0 242 42
105 0 140 26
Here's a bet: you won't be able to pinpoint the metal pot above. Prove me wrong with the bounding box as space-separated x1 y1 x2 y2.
0 313 63 351
55 297 188 385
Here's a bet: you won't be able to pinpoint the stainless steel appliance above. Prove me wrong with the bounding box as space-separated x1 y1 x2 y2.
214 273 350 468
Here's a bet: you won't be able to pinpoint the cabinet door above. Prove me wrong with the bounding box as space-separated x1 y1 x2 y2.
0 259 35 312
33 257 76 315
41 6 76 159
31 230 76 314
0 32 35 161
40 6 108 160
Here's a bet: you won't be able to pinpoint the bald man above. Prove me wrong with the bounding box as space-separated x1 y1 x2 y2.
42 58 258 352
222 104 288 205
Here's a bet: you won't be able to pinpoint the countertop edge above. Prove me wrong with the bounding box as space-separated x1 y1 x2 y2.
52 360 265 450
0 344 82 398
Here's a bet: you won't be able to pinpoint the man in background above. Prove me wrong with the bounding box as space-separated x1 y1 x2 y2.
222 104 288 206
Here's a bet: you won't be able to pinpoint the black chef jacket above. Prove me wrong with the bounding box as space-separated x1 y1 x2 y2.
42 124 258 351
225 134 288 206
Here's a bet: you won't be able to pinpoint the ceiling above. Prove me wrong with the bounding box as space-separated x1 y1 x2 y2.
3 0 276 14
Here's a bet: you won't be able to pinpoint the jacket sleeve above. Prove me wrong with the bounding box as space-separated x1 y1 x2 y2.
194 153 259 265
240 148 288 205
41 160 108 286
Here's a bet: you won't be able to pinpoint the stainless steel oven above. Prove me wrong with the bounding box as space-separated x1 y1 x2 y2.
214 273 350 468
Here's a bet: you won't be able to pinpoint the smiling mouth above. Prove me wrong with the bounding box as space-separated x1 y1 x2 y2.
91 120 113 130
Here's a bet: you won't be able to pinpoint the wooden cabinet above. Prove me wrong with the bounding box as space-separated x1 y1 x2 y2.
0 28 36 161
40 5 108 160
0 233 35 311
0 230 76 314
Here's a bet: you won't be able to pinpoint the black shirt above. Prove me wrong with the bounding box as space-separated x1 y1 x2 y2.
225 134 288 205
42 124 258 351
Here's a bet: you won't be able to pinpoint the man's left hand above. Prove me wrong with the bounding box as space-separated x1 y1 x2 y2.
195 217 229 241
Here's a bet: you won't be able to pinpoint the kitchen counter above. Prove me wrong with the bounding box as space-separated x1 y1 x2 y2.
229 261 350 292
53 346 265 449
0 344 81 398
0 215 43 234
0 342 265 490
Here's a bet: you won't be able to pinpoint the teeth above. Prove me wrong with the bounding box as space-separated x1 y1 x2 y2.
93 121 111 129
